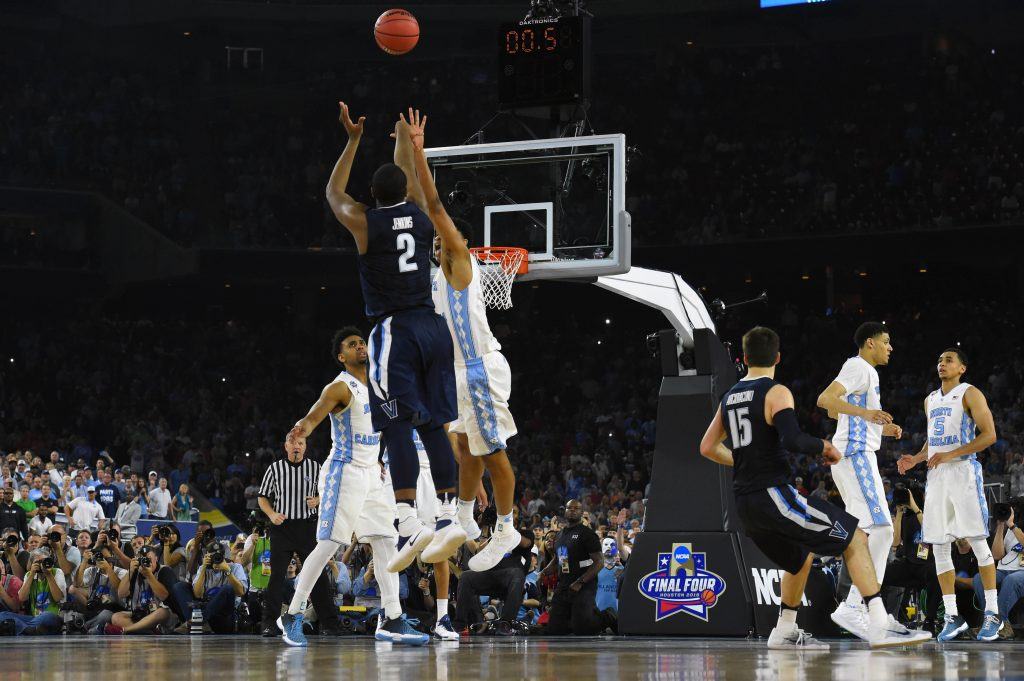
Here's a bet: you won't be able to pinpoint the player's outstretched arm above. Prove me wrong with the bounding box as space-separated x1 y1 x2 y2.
391 113 427 211
326 101 370 251
928 386 997 468
288 381 352 442
699 407 734 467
405 109 473 290
898 398 930 474
767 385 839 463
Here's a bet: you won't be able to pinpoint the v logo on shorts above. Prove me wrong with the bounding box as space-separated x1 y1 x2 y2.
829 521 849 541
381 400 399 420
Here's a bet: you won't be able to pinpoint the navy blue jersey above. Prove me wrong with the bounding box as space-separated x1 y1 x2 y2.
358 202 435 319
720 376 792 495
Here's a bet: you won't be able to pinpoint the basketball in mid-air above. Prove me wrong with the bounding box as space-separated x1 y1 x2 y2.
375 9 419 55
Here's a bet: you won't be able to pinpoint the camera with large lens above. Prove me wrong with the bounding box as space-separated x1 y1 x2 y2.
253 522 267 538
995 503 1013 522
37 555 55 571
139 554 152 569
207 541 225 565
158 525 173 540
4 536 19 549
106 528 119 543
48 531 62 544
892 486 910 507
87 553 98 566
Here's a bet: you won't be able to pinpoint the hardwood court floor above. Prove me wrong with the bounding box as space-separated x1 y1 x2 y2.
6 635 1024 680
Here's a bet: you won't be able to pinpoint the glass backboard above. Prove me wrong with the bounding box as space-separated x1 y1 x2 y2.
425 133 630 282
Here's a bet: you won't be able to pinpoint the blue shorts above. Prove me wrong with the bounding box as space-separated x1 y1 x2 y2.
367 308 458 431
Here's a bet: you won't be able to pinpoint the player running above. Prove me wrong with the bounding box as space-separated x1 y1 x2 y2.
701 326 930 649
325 102 466 574
816 322 912 638
898 347 1001 642
398 107 521 572
278 327 427 647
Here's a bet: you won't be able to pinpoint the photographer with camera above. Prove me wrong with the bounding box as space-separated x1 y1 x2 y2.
192 540 248 634
105 545 176 634
151 524 188 583
2 528 28 580
69 542 126 622
454 522 535 636
882 485 940 631
46 526 77 577
0 547 66 635
237 520 274 635
0 553 25 619
186 520 217 580
971 500 1024 638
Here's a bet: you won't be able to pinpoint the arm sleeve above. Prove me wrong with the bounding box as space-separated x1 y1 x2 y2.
834 358 868 394
773 408 825 456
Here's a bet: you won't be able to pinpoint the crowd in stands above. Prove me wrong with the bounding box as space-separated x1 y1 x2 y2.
3 31 1024 248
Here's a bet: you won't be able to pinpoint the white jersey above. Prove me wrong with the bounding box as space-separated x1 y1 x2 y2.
327 371 380 467
926 382 976 460
432 258 501 364
830 356 883 456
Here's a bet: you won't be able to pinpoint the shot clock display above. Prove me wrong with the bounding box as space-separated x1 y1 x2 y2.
498 15 591 109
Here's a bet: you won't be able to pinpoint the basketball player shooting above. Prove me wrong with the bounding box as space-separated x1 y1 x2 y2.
396 107 522 572
277 328 427 647
325 102 466 575
700 326 930 648
816 322 911 639
897 348 1002 642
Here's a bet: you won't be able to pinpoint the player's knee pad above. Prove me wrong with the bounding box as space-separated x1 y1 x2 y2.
416 423 456 491
382 419 418 490
969 537 994 567
933 542 954 575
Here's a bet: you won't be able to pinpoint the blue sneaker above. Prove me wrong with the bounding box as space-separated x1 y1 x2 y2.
937 614 968 642
376 614 429 646
977 612 1002 641
278 613 307 647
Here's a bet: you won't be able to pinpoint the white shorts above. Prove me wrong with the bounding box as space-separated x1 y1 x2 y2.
449 351 517 456
922 457 989 544
416 464 438 524
317 460 397 544
831 449 892 530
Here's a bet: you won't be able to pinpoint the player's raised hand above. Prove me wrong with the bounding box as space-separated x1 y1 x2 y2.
882 423 903 439
339 101 365 140
863 408 894 425
821 440 842 465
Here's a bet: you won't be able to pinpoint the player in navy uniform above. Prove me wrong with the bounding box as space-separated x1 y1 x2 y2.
699 326 931 648
325 102 466 573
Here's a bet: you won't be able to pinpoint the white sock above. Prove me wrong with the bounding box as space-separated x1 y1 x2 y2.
985 589 998 615
777 607 797 631
438 498 457 520
437 598 449 622
866 596 887 630
288 540 337 615
845 584 863 608
457 498 474 524
495 511 514 536
396 502 419 536
943 594 958 617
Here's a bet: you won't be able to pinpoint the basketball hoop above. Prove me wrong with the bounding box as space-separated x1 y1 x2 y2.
469 246 528 310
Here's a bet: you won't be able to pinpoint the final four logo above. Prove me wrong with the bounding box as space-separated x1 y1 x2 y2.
638 543 727 622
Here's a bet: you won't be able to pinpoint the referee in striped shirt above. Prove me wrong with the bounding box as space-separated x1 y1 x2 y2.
257 435 336 635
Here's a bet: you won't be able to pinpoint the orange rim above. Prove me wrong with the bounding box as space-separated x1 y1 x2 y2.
469 247 529 275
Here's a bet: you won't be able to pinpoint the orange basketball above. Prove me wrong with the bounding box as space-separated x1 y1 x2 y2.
374 9 419 56
701 589 717 606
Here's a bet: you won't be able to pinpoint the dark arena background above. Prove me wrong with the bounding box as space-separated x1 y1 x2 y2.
3 0 1024 678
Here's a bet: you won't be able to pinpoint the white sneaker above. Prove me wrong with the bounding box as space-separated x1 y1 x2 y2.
386 524 434 573
867 623 932 648
767 626 829 650
460 514 482 541
886 614 912 636
468 530 521 572
421 520 468 564
433 615 460 642
830 602 869 639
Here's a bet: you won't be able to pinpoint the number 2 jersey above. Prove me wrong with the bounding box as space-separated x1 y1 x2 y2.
358 201 435 320
720 376 793 495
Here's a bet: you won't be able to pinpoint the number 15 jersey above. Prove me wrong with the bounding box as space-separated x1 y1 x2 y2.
358 201 435 319
720 376 793 495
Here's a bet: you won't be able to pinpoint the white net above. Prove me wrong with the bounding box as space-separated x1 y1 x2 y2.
472 247 527 310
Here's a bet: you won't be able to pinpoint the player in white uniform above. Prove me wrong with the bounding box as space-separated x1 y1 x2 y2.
278 327 427 647
898 347 1001 641
406 108 521 572
816 322 907 637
